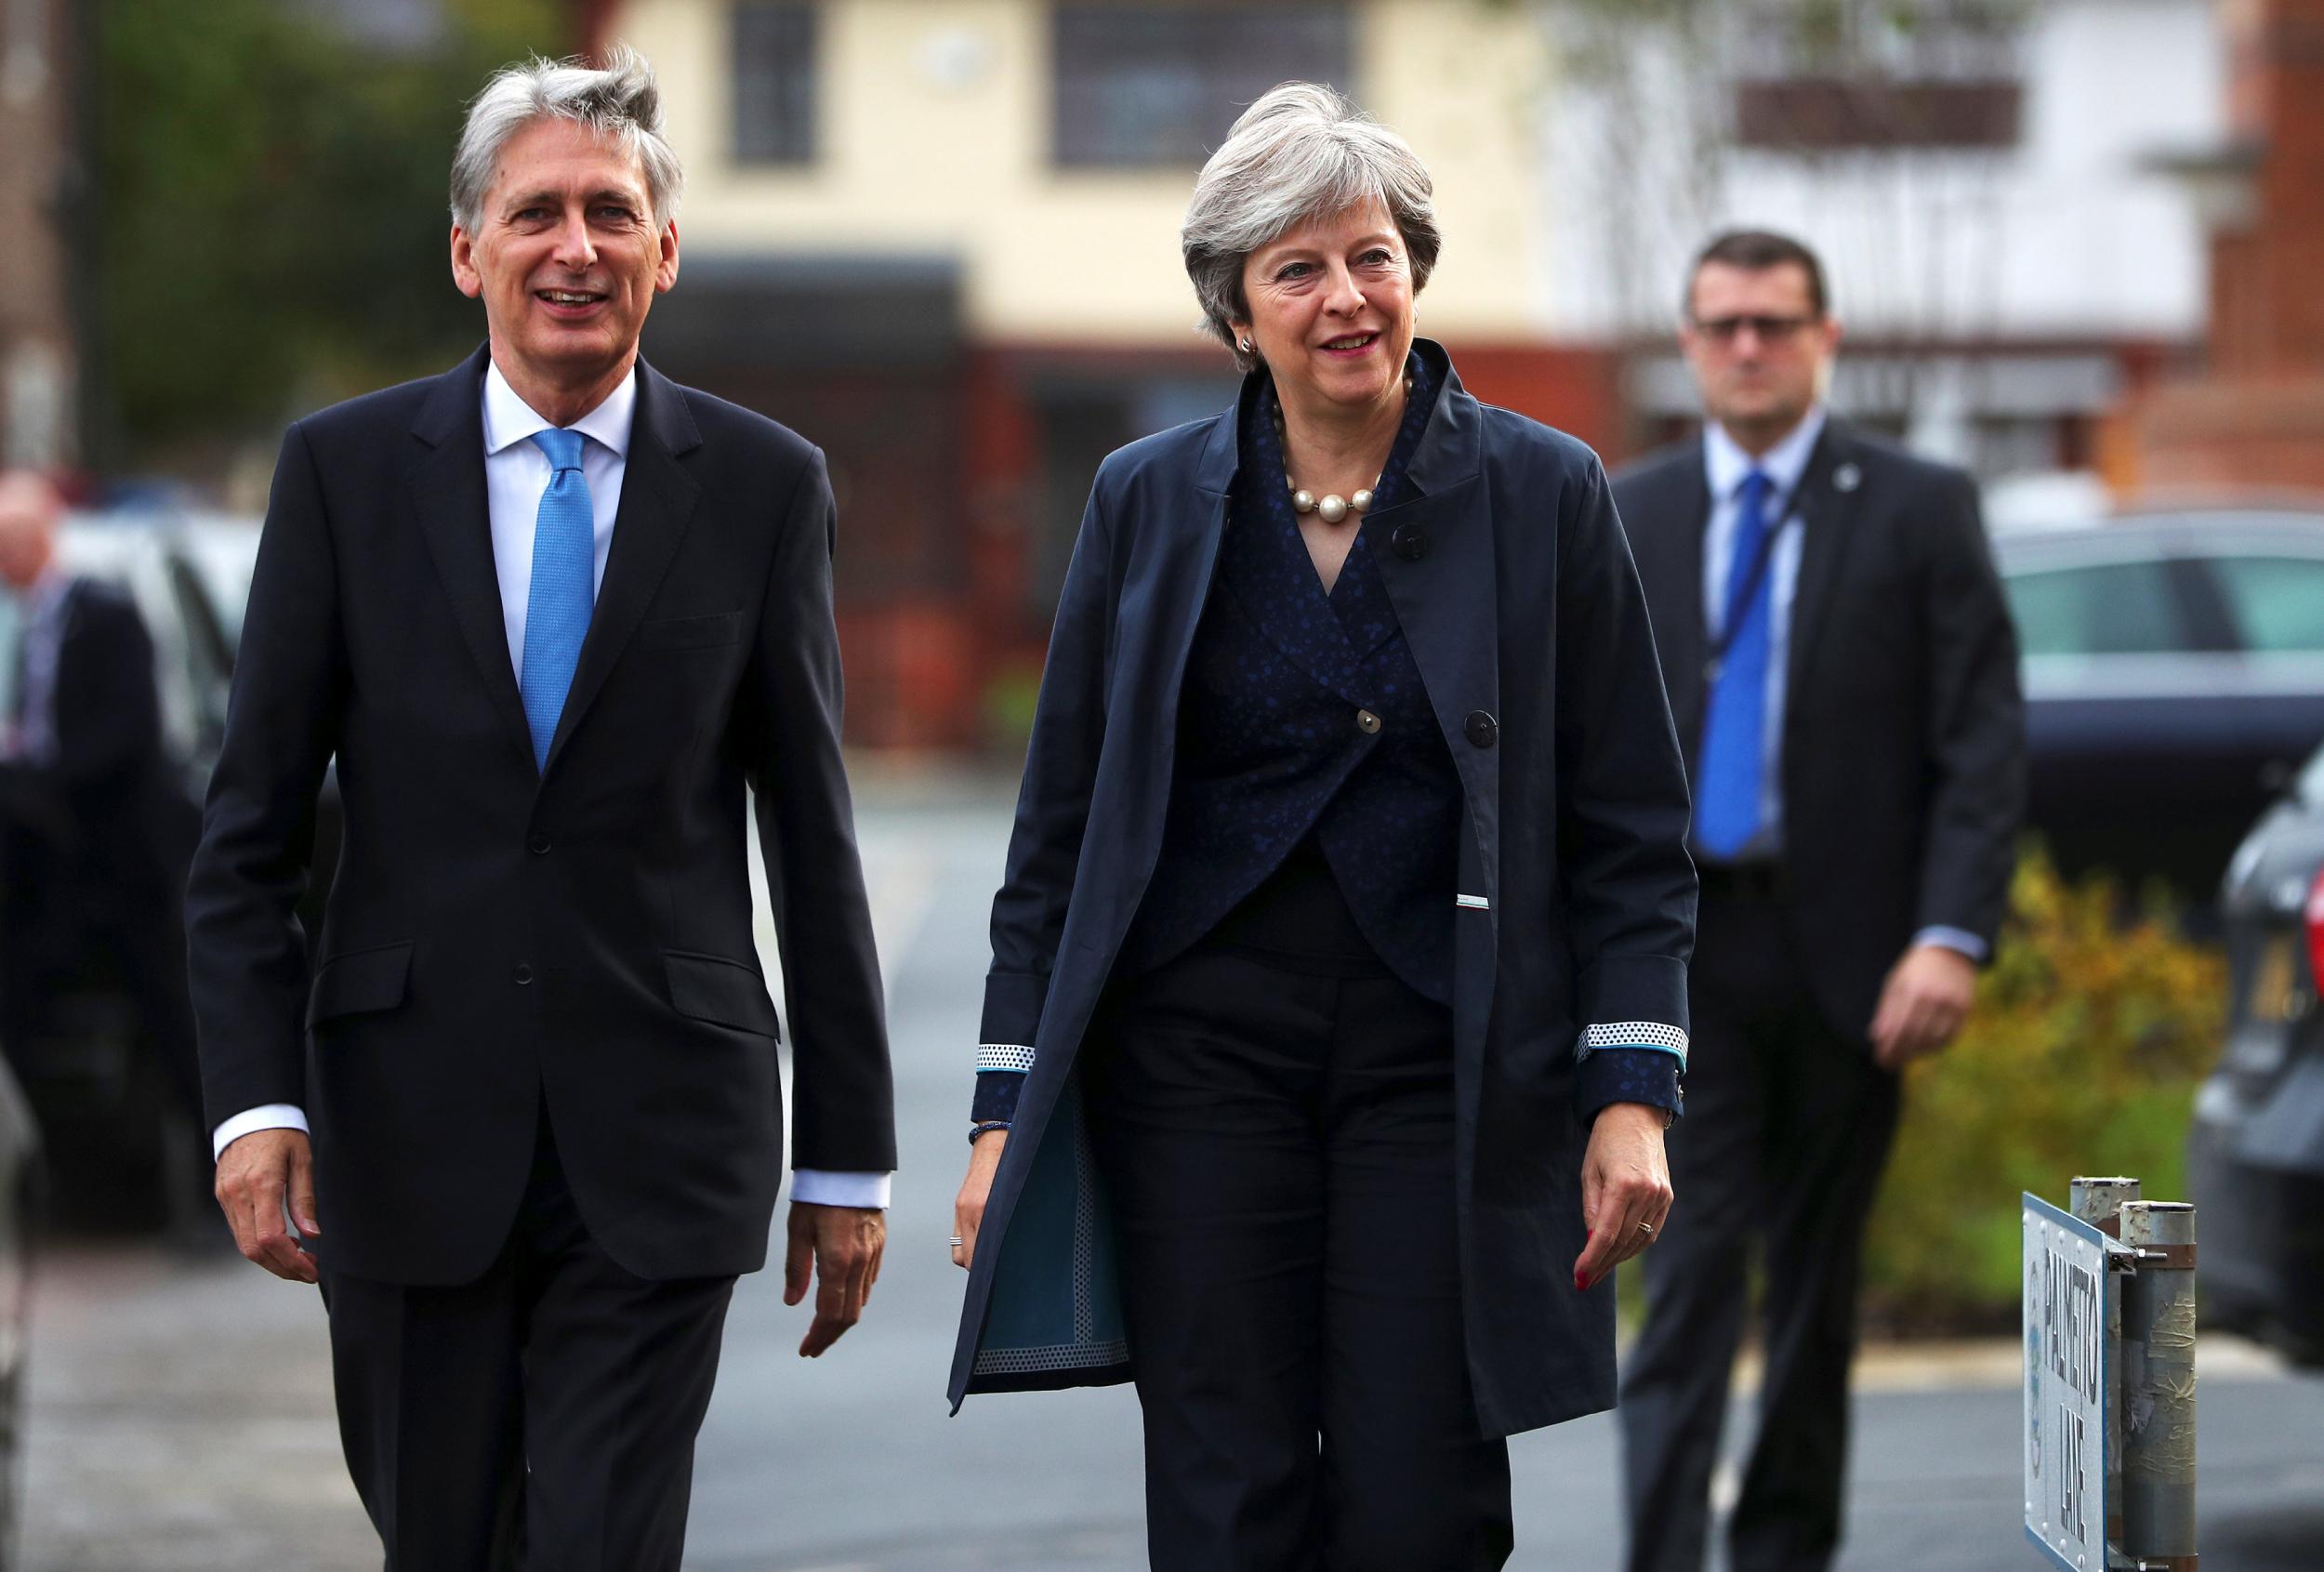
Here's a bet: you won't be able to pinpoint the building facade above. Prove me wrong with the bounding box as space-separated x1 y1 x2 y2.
1539 0 2225 495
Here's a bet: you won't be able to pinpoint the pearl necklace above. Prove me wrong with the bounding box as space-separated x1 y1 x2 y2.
1274 375 1413 526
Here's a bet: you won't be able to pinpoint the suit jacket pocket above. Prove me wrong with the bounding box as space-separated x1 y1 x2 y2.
306 942 414 1029
664 950 783 1038
639 611 745 651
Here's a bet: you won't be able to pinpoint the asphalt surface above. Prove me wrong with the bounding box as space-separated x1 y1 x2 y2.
20 783 2324 1569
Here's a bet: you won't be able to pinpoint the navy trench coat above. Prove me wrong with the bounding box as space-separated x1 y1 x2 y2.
947 342 1697 1438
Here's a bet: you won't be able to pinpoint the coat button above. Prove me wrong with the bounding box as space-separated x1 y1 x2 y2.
1355 708 1383 735
1391 522 1429 561
514 964 535 985
529 832 552 855
1465 710 1499 747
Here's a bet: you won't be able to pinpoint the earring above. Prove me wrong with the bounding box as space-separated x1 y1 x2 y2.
1238 338 1251 353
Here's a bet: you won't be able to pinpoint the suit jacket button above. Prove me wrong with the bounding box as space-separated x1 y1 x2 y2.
1391 522 1429 561
1465 711 1499 747
529 832 552 855
514 964 535 985
1355 708 1383 735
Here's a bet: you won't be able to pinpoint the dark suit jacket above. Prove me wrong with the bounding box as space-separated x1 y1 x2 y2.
1615 419 2025 1042
1 579 192 989
186 347 895 1286
950 341 1697 1438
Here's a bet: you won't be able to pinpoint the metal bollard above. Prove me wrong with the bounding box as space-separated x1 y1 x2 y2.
2119 1200 2198 1570
2070 1177 2138 1553
2069 1177 2140 1237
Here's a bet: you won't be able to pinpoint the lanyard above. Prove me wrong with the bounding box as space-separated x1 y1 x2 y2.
1707 489 1793 674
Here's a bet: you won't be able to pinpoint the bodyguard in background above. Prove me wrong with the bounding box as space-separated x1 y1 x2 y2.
187 51 892 1569
950 84 1695 1568
0 470 202 1142
1614 231 2025 1572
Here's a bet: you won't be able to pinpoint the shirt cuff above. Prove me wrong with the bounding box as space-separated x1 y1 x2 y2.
971 1070 1027 1124
212 1103 309 1162
790 1169 892 1209
1575 1047 1683 1126
1912 925 1989 963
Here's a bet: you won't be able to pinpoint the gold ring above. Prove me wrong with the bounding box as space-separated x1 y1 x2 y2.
1637 1221 1655 1235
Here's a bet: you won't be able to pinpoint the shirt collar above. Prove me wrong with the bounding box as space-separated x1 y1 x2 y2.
482 358 638 461
1702 403 1828 509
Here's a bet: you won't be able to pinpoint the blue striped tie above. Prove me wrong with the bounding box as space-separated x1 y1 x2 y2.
1697 469 1773 859
520 428 595 772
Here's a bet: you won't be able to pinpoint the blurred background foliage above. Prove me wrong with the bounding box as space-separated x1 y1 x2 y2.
1860 845 2226 1330
97 0 559 469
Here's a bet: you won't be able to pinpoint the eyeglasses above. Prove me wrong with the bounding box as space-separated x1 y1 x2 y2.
1689 314 1820 344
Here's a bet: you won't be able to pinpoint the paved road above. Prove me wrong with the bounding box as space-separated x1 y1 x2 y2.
22 785 2324 1569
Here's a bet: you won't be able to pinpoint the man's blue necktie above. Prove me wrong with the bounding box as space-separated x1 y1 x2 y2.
1697 469 1774 859
520 428 595 772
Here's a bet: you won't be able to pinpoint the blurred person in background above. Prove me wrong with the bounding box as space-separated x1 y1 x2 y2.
948 83 1694 1569
1613 231 2025 1572
184 49 893 1571
0 469 203 1146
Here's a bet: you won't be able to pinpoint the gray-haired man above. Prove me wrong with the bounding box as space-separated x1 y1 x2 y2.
187 50 894 1568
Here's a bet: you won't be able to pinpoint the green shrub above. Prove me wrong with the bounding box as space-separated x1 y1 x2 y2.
1860 847 2225 1333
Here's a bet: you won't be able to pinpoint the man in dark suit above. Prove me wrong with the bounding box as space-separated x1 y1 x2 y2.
187 50 894 1570
1614 231 2024 1572
0 469 201 1132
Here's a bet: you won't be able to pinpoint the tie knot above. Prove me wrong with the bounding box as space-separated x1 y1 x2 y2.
532 428 585 474
1739 469 1772 508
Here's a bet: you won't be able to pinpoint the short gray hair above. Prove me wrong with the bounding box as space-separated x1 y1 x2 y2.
1182 83 1441 374
449 46 684 233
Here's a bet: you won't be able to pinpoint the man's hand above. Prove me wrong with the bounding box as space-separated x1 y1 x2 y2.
1573 1102 1673 1291
1869 943 1978 1070
784 1201 885 1357
952 1129 1007 1272
214 1128 320 1284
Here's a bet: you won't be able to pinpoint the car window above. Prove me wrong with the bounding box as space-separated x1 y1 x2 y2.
2003 560 2187 656
2207 555 2324 654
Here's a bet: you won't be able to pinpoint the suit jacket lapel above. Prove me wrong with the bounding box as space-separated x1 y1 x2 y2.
1784 423 1866 704
409 347 534 770
541 360 704 777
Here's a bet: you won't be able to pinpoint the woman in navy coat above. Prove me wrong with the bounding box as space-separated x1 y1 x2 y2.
949 83 1697 1569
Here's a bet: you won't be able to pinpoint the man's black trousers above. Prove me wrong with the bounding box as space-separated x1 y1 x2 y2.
318 1108 735 1571
1085 896 1513 1572
1618 887 1901 1572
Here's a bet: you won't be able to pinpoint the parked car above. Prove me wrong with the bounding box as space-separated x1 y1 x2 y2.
1994 509 2324 906
2190 741 2324 1366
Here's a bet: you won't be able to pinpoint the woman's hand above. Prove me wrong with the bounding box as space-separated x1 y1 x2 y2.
952 1130 1009 1271
1574 1102 1674 1291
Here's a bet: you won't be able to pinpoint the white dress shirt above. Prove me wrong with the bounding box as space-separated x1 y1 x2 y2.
215 360 891 1208
1698 407 1985 963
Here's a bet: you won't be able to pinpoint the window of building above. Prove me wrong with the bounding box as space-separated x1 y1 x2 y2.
1051 4 1352 168
733 2 816 165
1730 0 2025 152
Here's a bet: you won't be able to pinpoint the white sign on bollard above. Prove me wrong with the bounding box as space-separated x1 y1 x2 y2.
2023 1195 2114 1570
